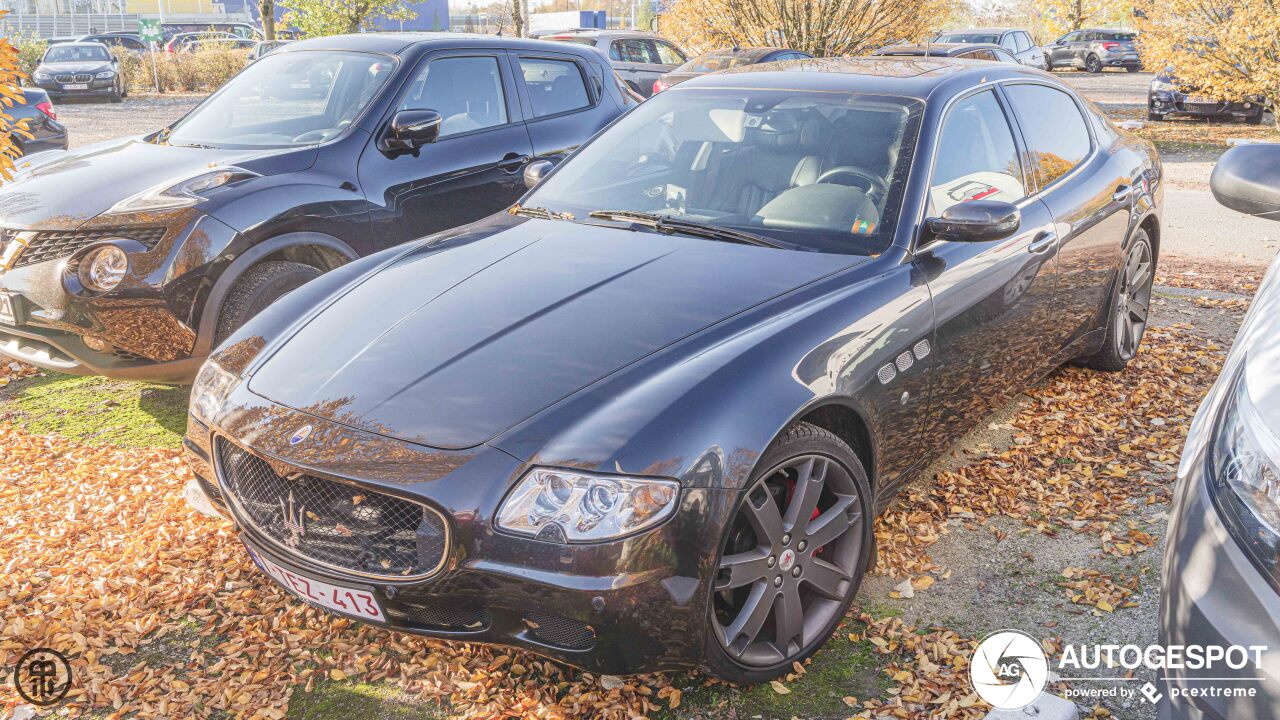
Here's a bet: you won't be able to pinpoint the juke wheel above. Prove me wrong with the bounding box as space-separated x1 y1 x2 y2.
703 422 873 683
1086 230 1154 371
214 260 322 345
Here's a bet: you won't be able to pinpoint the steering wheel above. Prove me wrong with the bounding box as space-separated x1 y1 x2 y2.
816 166 889 201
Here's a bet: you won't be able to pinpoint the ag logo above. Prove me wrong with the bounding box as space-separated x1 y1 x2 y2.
970 630 1049 710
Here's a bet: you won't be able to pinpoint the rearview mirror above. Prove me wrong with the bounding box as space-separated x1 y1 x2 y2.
1211 143 1280 221
926 200 1020 242
382 109 442 153
523 160 554 190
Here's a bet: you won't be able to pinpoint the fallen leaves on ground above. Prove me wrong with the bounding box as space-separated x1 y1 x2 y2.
1058 567 1141 613
848 614 985 720
0 359 36 387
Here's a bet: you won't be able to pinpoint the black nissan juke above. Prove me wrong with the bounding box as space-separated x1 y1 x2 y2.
185 58 1162 681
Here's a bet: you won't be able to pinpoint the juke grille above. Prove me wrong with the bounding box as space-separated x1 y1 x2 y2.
9 227 168 269
216 439 448 580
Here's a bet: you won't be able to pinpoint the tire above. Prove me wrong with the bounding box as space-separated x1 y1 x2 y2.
1085 229 1154 372
1044 56 1053 71
702 422 874 684
214 260 322 345
1126 65 1140 73
1085 54 1102 73
1245 107 1264 125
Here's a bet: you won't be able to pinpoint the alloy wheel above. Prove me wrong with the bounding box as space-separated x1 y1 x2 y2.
712 454 865 667
1115 239 1153 360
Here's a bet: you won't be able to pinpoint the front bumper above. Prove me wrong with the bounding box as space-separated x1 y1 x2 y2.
1158 444 1280 719
185 388 737 674
0 211 239 383
33 78 119 99
1149 92 1261 120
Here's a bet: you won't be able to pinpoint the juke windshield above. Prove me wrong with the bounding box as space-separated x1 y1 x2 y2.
526 88 922 255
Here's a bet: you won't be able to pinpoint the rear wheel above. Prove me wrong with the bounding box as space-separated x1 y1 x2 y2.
1245 107 1264 125
1085 230 1154 371
214 260 322 345
1125 65 1140 73
1085 54 1103 73
703 423 873 684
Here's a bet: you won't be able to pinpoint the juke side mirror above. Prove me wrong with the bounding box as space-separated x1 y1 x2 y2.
382 109 442 153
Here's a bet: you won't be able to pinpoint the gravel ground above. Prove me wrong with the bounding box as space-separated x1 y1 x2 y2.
54 93 204 148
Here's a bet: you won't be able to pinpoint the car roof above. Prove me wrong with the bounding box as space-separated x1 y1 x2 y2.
940 27 1018 34
277 32 611 57
693 47 790 59
546 29 658 39
47 41 111 49
876 42 1004 57
676 56 1051 99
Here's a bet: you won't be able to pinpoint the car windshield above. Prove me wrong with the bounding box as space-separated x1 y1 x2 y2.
679 53 760 73
44 45 110 62
525 88 921 255
936 33 1000 44
163 50 394 149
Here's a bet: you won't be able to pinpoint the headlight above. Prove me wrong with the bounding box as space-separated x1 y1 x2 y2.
77 245 129 292
95 70 115 79
496 467 679 543
190 360 239 426
1151 79 1178 93
33 71 49 82
1208 365 1280 587
106 167 260 215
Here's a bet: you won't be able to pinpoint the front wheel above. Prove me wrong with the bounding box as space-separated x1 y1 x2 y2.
702 422 873 684
1086 54 1103 73
1044 56 1054 71
1085 230 1154 371
1126 65 1140 73
1245 107 1264 125
214 260 322 345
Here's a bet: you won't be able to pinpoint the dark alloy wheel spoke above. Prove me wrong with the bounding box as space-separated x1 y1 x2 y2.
1116 240 1152 359
773 583 805 655
803 557 851 600
725 582 775 653
717 549 773 591
782 457 827 531
804 494 860 548
742 488 785 546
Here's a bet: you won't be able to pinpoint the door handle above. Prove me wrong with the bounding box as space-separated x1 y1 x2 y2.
498 153 531 173
1113 184 1133 203
1028 230 1058 255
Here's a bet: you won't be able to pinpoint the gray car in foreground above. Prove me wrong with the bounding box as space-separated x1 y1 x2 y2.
1160 142 1280 719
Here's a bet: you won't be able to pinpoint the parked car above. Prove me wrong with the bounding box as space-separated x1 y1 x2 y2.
652 47 813 93
162 21 259 41
30 42 126 102
250 39 292 61
543 30 686 96
0 34 627 382
10 88 68 156
933 28 1046 68
165 31 257 54
1045 28 1141 73
1160 142 1280 719
1148 70 1266 124
79 32 147 53
874 42 1017 63
185 57 1161 682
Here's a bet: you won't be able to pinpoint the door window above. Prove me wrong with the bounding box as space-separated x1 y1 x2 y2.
518 57 590 117
1059 32 1079 44
928 89 1026 216
611 39 652 63
400 55 508 138
652 41 685 64
1014 32 1032 52
1004 84 1091 189
1000 33 1018 52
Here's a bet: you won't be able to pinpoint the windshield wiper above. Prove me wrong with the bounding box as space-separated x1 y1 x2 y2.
512 205 574 221
587 210 791 250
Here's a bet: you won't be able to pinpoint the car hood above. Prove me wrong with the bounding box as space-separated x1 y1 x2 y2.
0 138 314 229
38 61 112 74
248 217 859 449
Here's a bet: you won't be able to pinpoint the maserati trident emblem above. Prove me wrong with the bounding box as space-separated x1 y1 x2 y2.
289 424 313 446
778 548 797 572
280 491 306 547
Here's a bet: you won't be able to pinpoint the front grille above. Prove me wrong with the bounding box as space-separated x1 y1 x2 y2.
525 610 596 651
216 439 449 580
55 73 93 84
10 227 167 269
385 601 489 631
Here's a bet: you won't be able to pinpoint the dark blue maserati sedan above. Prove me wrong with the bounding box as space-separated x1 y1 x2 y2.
0 33 628 382
184 57 1162 682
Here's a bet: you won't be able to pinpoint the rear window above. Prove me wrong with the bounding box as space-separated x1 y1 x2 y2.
1106 32 1136 41
936 33 1001 44
518 57 591 117
680 53 758 73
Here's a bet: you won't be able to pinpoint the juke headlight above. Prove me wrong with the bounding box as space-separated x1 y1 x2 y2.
106 167 260 215
190 360 240 426
1208 363 1280 588
496 467 680 543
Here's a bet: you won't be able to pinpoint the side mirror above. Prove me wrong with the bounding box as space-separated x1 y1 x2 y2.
926 200 1020 242
382 109 442 153
523 160 554 190
1210 143 1280 221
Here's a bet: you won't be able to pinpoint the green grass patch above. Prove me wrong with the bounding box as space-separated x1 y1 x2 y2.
288 681 442 720
662 622 888 720
0 371 188 448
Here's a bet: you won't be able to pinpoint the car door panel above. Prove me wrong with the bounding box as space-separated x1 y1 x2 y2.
357 50 534 248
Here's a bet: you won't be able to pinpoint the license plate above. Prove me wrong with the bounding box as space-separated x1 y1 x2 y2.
63 83 87 90
248 546 386 622
1188 96 1217 105
0 294 15 326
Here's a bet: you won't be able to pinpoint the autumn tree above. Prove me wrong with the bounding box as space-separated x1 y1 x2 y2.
1037 0 1130 39
260 0 276 40
0 15 31 181
659 0 949 57
1135 0 1279 127
281 0 417 36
